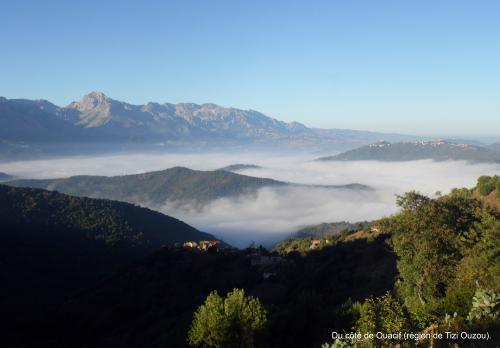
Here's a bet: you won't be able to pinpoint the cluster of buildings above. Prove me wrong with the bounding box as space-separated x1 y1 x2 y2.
177 240 221 251
174 242 287 280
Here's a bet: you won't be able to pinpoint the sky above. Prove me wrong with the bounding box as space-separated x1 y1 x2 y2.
1 0 499 136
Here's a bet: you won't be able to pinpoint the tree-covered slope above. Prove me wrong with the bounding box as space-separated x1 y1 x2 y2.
317 140 500 163
2 178 499 347
0 184 213 246
27 232 397 348
6 167 369 206
293 221 370 239
0 184 215 344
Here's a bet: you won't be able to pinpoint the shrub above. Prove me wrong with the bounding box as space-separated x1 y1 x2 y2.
467 289 499 322
187 288 267 348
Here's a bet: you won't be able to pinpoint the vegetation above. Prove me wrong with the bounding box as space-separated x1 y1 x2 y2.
187 289 267 348
356 292 411 347
317 141 500 163
7 167 287 205
0 184 215 345
380 188 499 325
2 176 499 347
476 175 500 197
274 225 376 255
467 289 499 322
293 221 370 239
7 167 369 207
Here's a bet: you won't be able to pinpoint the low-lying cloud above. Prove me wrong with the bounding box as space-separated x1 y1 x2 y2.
1 152 499 247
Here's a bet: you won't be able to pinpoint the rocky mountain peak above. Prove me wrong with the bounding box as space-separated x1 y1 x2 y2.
68 91 111 111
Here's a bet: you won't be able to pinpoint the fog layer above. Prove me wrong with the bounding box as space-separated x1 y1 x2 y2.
1 152 498 247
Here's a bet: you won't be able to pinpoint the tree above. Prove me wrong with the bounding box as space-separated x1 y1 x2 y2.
477 175 499 196
467 289 499 322
381 186 499 327
381 191 485 324
187 288 267 348
356 292 410 347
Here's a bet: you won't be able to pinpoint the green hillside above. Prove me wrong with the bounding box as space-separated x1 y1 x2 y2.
6 166 369 206
0 184 213 247
2 179 498 347
318 140 500 163
0 184 215 338
293 221 370 239
7 167 286 205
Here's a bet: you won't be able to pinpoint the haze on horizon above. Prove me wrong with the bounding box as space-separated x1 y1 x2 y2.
1 0 499 136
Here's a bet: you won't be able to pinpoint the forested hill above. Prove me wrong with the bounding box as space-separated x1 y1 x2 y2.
0 184 215 343
293 221 370 239
317 140 500 163
0 184 213 247
6 166 369 206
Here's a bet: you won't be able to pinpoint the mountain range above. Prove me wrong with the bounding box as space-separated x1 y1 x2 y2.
0 92 423 157
6 167 370 207
317 140 500 163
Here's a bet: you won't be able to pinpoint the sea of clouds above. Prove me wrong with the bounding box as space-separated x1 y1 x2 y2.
1 151 498 247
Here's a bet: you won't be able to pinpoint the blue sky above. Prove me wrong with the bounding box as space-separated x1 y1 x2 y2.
1 0 499 136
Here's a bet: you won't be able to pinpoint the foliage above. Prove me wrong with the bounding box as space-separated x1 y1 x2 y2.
455 220 500 290
356 292 411 346
322 339 358 348
381 189 498 325
467 289 499 322
294 221 370 239
0 184 216 347
3 176 499 348
477 175 499 196
274 236 314 255
441 287 475 319
187 288 267 348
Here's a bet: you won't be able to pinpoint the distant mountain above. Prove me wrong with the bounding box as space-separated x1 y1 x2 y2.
7 167 370 206
294 221 371 239
0 92 419 154
317 140 500 163
219 164 263 172
0 172 13 181
0 184 215 339
488 142 500 152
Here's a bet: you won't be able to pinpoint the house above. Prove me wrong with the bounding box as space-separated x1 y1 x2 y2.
310 240 321 250
199 240 221 250
183 241 198 248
